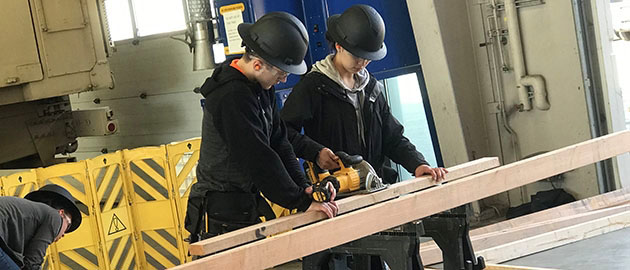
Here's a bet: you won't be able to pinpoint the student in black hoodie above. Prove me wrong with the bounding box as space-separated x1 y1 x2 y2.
281 5 448 185
185 12 338 241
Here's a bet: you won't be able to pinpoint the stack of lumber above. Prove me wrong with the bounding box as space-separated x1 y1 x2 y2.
171 130 630 270
421 188 630 266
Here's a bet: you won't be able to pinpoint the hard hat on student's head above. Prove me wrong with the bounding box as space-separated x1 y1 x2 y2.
326 4 387 61
25 184 82 233
238 12 309 75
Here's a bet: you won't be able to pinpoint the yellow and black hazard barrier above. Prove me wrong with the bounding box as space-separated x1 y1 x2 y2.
0 138 202 270
123 145 186 269
87 152 140 270
166 138 201 262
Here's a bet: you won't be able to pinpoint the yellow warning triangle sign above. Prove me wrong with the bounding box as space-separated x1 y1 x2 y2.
108 213 127 235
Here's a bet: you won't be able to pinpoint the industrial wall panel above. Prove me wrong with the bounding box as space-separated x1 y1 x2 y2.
33 0 97 77
0 0 43 87
39 0 86 32
69 38 208 158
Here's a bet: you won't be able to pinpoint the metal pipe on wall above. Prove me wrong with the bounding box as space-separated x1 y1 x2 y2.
505 0 550 111
183 0 217 71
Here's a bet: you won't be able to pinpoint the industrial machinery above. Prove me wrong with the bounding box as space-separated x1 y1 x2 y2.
305 151 387 202
0 0 117 168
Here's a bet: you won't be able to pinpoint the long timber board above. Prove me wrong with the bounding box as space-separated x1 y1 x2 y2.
174 130 630 269
189 157 500 256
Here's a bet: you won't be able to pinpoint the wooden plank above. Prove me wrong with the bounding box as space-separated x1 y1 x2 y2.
188 157 500 256
478 210 630 263
421 203 630 265
421 187 630 265
172 130 630 269
484 263 560 270
471 187 630 237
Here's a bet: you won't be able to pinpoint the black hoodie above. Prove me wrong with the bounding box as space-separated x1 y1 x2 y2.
189 60 312 212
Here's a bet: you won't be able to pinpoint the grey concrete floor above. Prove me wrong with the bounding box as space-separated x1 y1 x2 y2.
506 227 630 269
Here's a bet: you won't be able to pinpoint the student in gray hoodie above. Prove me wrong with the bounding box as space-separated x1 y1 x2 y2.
281 5 448 185
0 184 82 270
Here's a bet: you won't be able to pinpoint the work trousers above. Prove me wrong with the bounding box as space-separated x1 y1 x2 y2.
0 247 19 270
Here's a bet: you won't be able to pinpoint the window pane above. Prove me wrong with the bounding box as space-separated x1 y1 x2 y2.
384 73 438 181
104 0 134 41
133 0 186 37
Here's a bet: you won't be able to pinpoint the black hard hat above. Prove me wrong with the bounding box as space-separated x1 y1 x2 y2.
26 184 82 233
326 5 387 61
238 12 309 75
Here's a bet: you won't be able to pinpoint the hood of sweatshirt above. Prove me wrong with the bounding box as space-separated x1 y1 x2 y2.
311 54 369 93
199 59 258 98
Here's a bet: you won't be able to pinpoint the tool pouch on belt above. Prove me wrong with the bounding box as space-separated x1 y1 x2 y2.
185 191 276 243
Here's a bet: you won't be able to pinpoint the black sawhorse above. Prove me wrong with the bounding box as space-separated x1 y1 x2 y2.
302 206 485 270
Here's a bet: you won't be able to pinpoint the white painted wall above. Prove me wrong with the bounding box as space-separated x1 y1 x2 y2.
591 0 630 188
408 0 601 210
68 37 210 161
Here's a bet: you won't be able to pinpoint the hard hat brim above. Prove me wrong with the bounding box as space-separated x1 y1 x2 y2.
238 23 308 75
327 14 387 61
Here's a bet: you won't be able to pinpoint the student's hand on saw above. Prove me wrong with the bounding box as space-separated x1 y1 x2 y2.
317 148 340 170
305 182 338 218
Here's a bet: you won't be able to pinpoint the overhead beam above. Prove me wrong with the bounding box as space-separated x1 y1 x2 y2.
188 157 500 256
174 130 630 269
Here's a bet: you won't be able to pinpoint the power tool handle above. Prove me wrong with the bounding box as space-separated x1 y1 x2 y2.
312 182 332 202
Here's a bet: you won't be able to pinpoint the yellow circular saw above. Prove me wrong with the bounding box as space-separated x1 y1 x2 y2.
305 151 387 202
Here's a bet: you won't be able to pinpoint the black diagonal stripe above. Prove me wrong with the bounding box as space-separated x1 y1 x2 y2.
112 188 123 209
156 229 177 249
95 167 107 191
129 258 136 269
43 257 49 270
142 232 180 266
115 237 133 270
133 182 155 201
144 252 165 270
77 202 90 216
12 185 24 197
112 166 120 185
131 162 168 199
60 175 85 194
59 252 87 270
101 168 118 211
101 168 115 199
143 158 165 178
108 237 121 262
75 248 98 266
